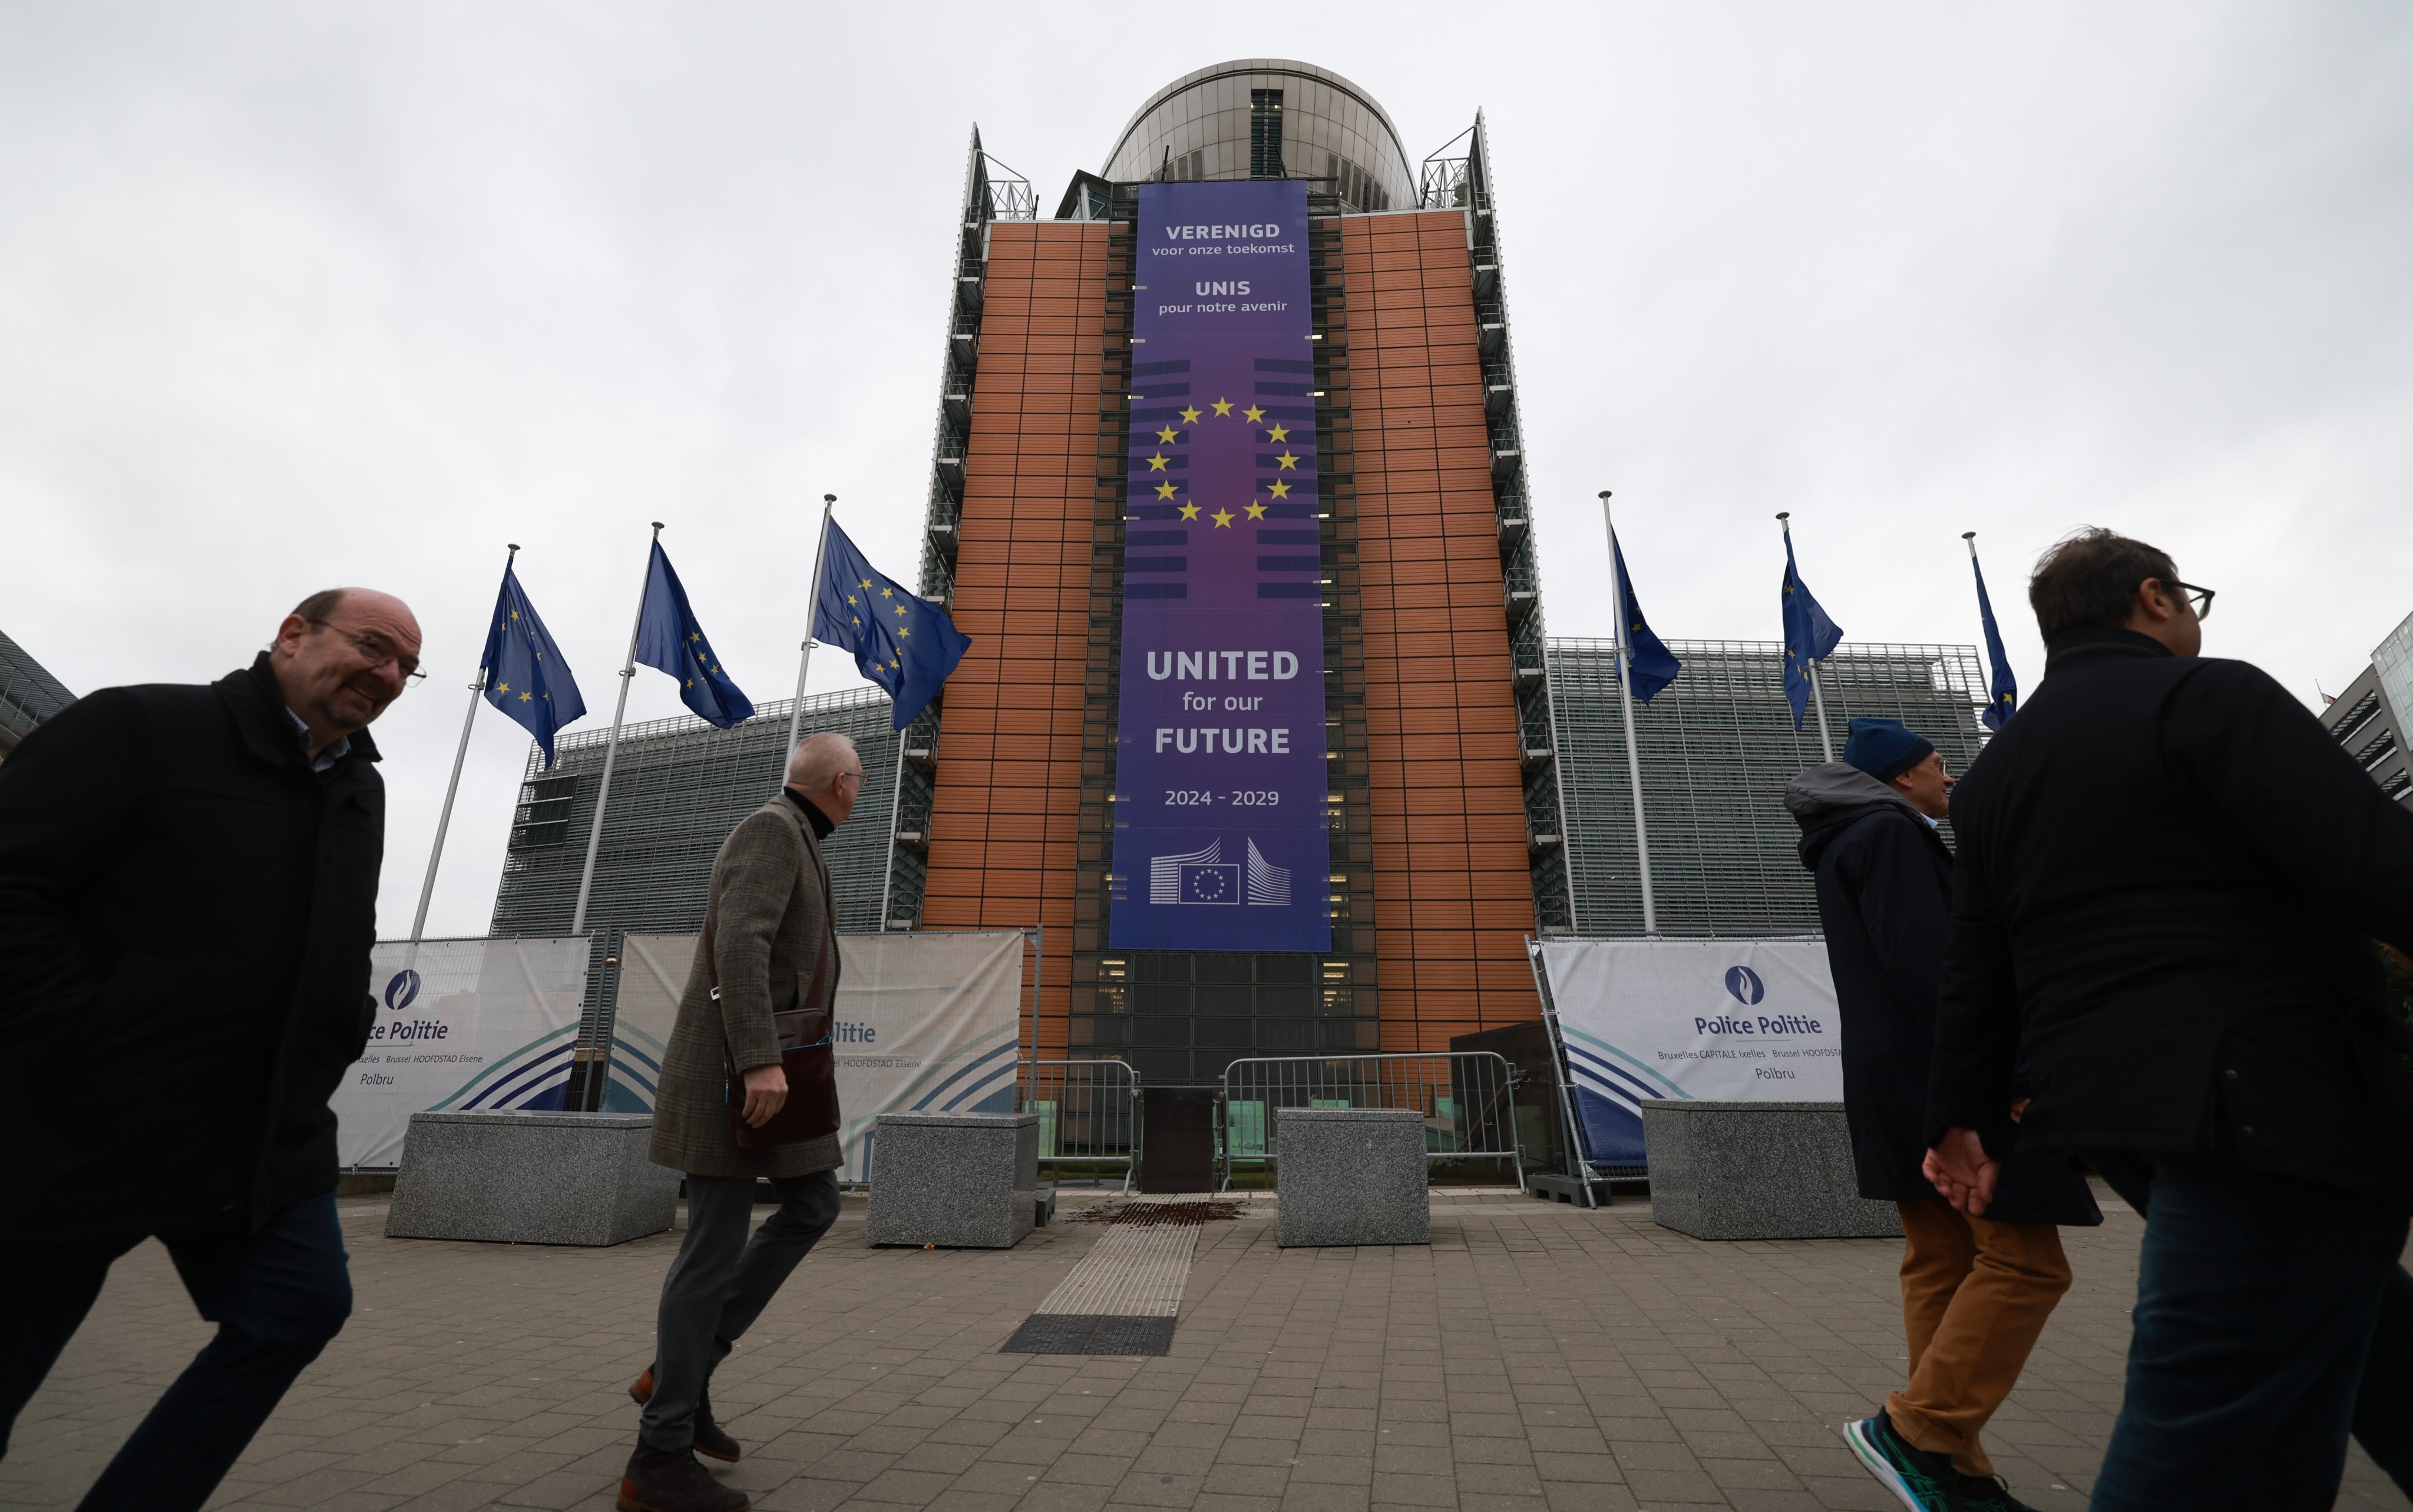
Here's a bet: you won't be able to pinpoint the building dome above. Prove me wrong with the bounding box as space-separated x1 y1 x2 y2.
1101 59 1416 214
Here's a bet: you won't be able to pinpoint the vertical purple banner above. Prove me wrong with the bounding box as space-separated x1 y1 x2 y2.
1109 181 1329 953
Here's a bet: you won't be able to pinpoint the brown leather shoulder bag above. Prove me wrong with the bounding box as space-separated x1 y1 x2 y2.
705 915 841 1149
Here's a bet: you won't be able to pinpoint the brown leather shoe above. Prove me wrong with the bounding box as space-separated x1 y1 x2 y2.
627 1370 740 1463
617 1444 747 1512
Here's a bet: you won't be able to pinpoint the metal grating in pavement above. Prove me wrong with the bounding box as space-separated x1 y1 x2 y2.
1001 1213 1198 1355
998 1313 1178 1357
1033 1220 1195 1317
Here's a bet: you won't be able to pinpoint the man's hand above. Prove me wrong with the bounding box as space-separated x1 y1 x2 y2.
740 1063 788 1129
1923 1127 2000 1216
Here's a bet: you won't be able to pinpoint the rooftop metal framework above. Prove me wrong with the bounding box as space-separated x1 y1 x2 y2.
1546 638 1992 937
0 628 75 752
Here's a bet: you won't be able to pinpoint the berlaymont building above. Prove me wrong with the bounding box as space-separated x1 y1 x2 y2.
490 60 1999 1091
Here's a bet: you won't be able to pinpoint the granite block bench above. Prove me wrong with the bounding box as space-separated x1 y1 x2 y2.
866 1111 1042 1249
1639 1099 1902 1241
1274 1107 1429 1248
385 1110 678 1246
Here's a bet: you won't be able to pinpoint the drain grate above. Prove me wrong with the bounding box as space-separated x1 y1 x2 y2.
1000 1313 1177 1356
1073 1199 1244 1226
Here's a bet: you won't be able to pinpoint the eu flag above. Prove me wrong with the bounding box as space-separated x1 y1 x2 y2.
812 518 972 731
1780 530 1844 732
634 540 755 729
481 558 587 767
1970 547 2018 730
1612 537 1683 703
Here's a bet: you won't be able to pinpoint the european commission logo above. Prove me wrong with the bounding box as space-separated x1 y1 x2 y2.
1149 838 1290 907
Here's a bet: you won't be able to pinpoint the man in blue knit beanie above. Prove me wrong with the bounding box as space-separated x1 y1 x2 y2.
1788 717 2098 1512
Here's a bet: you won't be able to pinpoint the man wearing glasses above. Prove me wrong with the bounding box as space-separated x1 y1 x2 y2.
0 588 419 1511
1924 529 2413 1508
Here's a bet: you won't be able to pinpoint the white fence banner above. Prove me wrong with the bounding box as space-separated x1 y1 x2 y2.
1535 938 1841 1165
333 937 590 1167
610 929 1026 1181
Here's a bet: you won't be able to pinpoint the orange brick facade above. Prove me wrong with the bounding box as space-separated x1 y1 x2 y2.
923 211 1540 1064
920 220 1107 1055
1341 214 1543 1050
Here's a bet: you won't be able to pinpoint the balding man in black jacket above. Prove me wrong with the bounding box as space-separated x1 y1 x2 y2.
0 589 419 1512
1924 530 2413 1510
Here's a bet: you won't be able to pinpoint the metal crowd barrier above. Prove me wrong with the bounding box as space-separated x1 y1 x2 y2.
1019 1058 1140 1192
1217 1052 1527 1192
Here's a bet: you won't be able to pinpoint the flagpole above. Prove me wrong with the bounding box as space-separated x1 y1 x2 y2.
1599 492 1658 938
1777 512 1837 762
878 723 908 930
409 545 514 941
783 494 838 770
572 522 661 937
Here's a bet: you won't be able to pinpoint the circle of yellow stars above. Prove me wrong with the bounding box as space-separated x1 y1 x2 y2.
1136 397 1301 528
838 577 911 673
491 605 556 706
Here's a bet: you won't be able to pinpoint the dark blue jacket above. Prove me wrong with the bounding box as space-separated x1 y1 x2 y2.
1929 628 2413 1210
1790 762 2100 1224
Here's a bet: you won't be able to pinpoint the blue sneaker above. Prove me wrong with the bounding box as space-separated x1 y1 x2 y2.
1843 1413 1968 1511
1957 1474 2042 1512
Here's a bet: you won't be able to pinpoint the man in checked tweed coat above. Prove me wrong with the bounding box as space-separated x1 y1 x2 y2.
619 733 862 1512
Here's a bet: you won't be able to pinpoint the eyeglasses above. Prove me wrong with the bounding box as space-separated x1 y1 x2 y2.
2166 580 2216 621
310 620 425 683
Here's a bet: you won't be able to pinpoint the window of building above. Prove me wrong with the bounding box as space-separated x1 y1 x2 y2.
1250 89 1284 178
2332 689 2382 745
508 774 578 850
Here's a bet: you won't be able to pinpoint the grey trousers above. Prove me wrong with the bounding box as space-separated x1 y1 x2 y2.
640 1170 839 1452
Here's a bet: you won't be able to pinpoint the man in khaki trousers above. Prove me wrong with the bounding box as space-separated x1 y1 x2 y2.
1789 720 2098 1512
617 733 862 1512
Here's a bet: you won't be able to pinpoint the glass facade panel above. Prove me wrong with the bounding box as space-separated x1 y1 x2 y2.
1546 638 1992 938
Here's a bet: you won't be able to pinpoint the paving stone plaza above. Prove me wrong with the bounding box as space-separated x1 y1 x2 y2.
8 1187 2405 1512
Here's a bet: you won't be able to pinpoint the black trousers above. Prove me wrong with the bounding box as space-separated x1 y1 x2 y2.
0 1192 352 1512
642 1170 839 1453
2091 1157 2409 1510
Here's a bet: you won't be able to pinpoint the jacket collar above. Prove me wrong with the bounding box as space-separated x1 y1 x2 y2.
1783 761 1925 825
783 787 837 840
219 652 382 775
2044 626 2177 673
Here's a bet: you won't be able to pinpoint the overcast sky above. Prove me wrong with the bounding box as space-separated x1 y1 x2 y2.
4 2 2408 938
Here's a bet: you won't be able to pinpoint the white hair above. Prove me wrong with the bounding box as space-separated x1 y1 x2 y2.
785 732 860 790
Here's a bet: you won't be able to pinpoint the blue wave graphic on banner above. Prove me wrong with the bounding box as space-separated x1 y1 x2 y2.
911 1036 1019 1115
433 1024 579 1113
602 1025 669 1113
1559 1027 1684 1165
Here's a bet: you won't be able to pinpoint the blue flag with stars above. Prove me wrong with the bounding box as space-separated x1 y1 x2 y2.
634 540 755 729
1613 536 1683 703
1971 548 2018 731
812 518 972 731
1780 530 1844 732
481 558 587 767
